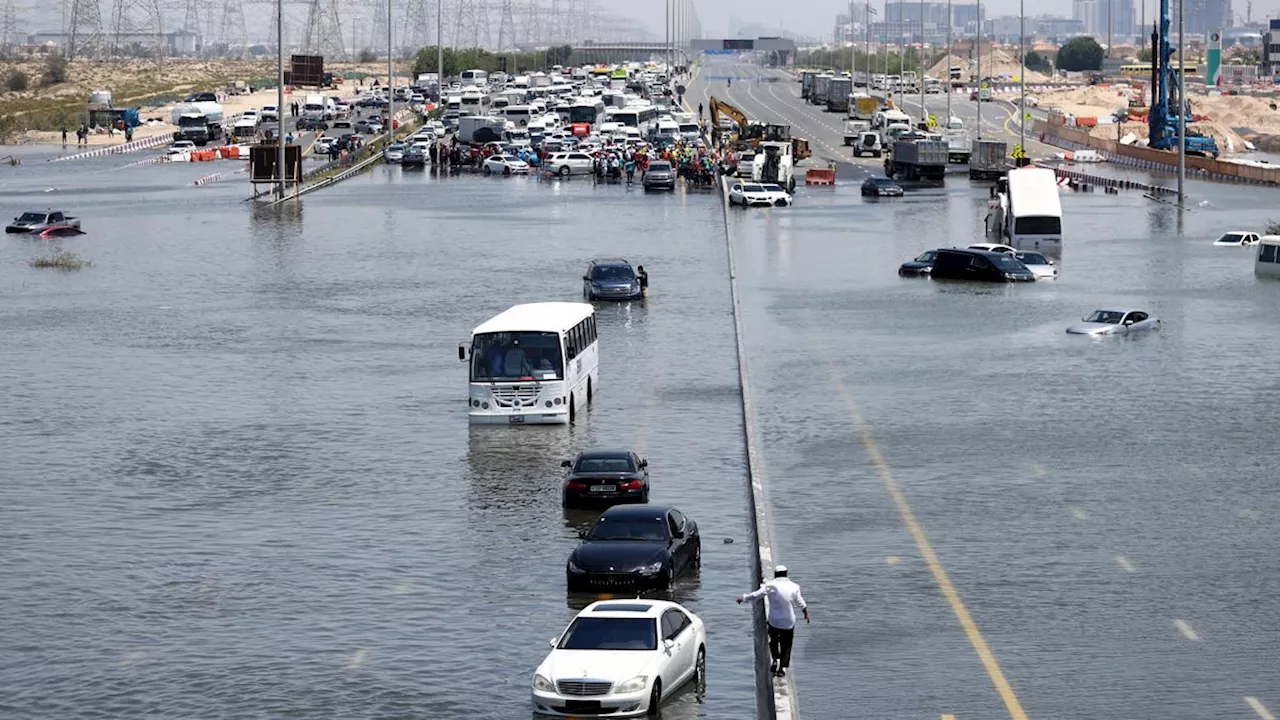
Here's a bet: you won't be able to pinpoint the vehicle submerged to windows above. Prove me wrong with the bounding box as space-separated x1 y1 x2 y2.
566 505 700 591
583 258 642 301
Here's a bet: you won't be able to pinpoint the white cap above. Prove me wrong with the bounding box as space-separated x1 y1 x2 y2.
774 565 787 574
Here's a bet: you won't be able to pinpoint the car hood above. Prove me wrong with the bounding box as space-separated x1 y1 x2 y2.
647 171 674 179
900 261 931 269
591 280 637 288
1066 322 1114 334
572 541 667 570
538 649 659 684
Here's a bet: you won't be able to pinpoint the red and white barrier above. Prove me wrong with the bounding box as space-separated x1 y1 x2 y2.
51 133 172 162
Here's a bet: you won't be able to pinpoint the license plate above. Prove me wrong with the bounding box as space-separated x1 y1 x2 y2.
564 700 602 712
590 485 615 492
508 415 525 424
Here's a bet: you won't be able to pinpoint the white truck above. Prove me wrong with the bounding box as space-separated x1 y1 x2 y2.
940 116 972 164
302 94 335 121
843 118 871 146
752 140 795 192
872 108 911 130
457 115 506 144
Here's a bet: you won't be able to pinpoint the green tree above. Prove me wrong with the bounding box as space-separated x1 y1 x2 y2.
358 48 378 63
1137 47 1152 62
545 45 573 67
43 53 69 85
6 70 29 91
1055 37 1104 72
1023 51 1051 72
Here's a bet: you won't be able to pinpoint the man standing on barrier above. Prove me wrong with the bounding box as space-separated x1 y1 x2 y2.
737 564 810 677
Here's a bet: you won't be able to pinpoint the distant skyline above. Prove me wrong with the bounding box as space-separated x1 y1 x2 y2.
681 0 1280 39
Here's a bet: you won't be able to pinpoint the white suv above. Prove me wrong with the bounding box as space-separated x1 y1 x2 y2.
547 152 595 177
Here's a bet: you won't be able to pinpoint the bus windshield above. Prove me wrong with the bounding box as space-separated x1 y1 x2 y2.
471 331 563 382
568 105 600 124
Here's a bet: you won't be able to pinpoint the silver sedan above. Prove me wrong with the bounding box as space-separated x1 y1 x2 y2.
1066 309 1161 335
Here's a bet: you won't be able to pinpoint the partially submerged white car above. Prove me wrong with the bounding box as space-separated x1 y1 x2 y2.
1067 309 1160 335
1013 250 1058 280
1213 231 1260 247
533 599 706 717
728 181 792 207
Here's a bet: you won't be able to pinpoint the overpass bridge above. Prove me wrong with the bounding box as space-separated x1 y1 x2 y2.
566 37 797 66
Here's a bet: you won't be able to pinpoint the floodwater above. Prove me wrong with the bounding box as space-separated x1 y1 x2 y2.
704 60 1280 719
0 155 758 718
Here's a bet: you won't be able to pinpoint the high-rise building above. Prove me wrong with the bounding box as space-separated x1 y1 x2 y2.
1264 18 1280 80
1185 0 1231 36
883 2 979 31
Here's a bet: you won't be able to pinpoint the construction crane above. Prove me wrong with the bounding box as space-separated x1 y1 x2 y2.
1147 0 1219 157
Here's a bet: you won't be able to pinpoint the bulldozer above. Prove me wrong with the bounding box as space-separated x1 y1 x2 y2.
708 97 812 161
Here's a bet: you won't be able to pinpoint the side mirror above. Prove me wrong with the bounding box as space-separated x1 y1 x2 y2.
577 530 587 540
549 637 559 648
561 460 572 468
583 275 590 281
639 459 648 468
458 345 467 361
663 639 675 651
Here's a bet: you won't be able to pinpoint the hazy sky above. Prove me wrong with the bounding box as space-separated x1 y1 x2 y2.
658 0 1280 39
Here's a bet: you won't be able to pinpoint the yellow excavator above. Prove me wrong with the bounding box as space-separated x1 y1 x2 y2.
707 96 811 161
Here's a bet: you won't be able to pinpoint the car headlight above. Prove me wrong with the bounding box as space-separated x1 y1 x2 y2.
638 562 663 575
615 675 649 694
533 674 554 692
568 559 583 573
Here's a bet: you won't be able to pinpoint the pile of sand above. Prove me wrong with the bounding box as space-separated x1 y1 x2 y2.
927 49 1052 84
1084 118 1249 154
1196 94 1280 135
1035 86 1138 117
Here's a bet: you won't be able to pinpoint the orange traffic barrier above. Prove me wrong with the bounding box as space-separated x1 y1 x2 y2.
806 168 835 185
1075 116 1097 128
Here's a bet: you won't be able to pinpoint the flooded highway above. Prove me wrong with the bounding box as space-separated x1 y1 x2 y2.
0 156 757 718
693 60 1280 720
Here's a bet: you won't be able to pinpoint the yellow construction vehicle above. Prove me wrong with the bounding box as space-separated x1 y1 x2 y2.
708 96 748 143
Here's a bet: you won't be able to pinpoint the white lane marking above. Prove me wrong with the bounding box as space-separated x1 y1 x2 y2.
1246 697 1276 720
1173 619 1200 641
392 582 412 594
120 650 146 668
1030 463 1047 476
886 555 902 565
1068 506 1089 522
1114 555 1136 573
348 648 369 667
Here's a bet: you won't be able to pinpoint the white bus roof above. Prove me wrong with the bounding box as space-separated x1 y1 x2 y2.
1008 167 1063 218
472 302 594 336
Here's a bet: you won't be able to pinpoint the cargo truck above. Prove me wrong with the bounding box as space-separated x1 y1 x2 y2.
850 94 879 120
968 139 1009 180
826 79 853 113
940 116 972 164
811 74 832 106
884 137 948 183
801 71 816 99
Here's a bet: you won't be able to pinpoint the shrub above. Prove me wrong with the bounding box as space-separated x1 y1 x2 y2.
29 249 91 270
44 53 69 85
358 48 378 63
1265 220 1280 235
6 70 28 91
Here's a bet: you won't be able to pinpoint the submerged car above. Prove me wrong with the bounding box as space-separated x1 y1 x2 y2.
532 599 706 717
383 142 405 163
861 176 904 197
898 249 937 276
642 160 676 191
401 146 426 169
583 258 642 301
562 449 650 506
1013 250 1058 279
1066 308 1161 335
6 210 79 234
968 242 1016 254
1213 231 1260 247
566 505 700 591
728 182 791 207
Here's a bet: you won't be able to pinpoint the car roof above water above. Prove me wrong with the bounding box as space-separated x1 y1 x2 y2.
575 448 635 460
582 599 681 618
590 258 632 267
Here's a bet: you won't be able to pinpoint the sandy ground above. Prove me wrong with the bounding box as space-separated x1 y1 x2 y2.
1 58 406 146
927 49 1053 84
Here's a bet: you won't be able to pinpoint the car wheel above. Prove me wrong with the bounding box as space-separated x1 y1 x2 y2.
483 166 491 175
662 566 674 589
559 165 570 177
647 680 662 715
641 487 650 503
568 394 576 423
694 647 707 692
693 540 701 566
503 167 511 176
586 378 593 403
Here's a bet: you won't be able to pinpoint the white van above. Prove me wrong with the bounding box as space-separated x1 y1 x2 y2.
1255 236 1280 278
655 119 679 142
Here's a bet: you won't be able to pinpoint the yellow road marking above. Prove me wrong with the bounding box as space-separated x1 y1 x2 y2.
1173 619 1200 641
1068 506 1089 522
1114 556 1136 573
823 353 1028 720
1246 697 1276 720
347 648 369 667
886 555 902 565
942 715 957 720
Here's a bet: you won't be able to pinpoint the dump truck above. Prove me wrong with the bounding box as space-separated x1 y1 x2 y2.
826 78 853 113
940 116 972 164
884 137 948 183
968 139 1009 180
851 94 879 120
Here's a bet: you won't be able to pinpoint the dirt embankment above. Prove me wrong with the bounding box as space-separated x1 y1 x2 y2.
926 49 1053 84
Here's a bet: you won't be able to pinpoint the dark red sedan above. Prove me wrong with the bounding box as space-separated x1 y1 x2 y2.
561 449 650 507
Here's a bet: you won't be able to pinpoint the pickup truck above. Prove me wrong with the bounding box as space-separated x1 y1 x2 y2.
6 210 80 234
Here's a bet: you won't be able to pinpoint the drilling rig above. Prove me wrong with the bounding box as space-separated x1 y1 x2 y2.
1147 0 1219 157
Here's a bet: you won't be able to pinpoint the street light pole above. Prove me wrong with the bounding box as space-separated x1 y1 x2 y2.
1018 0 1025 155
850 0 856 82
387 0 393 140
352 16 360 57
919 0 926 125
945 0 951 123
436 0 442 96
1177 0 1185 206
976 0 981 140
275 0 285 199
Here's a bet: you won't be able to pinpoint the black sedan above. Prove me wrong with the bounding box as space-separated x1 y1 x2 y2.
562 449 649 506
566 505 700 591
862 176 904 197
899 249 937 276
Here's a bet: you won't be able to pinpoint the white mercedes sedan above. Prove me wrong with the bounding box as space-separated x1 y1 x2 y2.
1066 308 1161 335
533 599 707 717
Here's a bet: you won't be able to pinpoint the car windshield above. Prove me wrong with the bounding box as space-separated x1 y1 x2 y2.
649 162 671 171
762 184 785 193
470 331 563 381
916 250 937 261
875 178 896 186
743 184 765 192
576 456 636 473
588 516 668 541
1015 252 1047 264
1085 310 1124 324
17 212 46 222
991 255 1025 271
557 617 657 651
591 265 634 282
